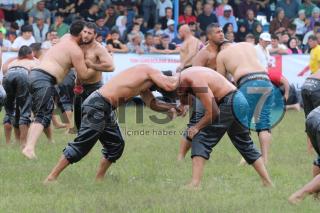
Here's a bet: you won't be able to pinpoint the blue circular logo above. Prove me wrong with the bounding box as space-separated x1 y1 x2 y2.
232 79 286 131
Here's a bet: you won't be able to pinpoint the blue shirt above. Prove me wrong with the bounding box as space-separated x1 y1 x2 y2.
218 15 238 32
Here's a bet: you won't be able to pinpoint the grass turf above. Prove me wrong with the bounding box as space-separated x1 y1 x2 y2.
0 108 318 212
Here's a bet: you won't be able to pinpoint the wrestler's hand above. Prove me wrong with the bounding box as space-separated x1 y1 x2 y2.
175 104 188 117
187 126 199 139
167 108 177 120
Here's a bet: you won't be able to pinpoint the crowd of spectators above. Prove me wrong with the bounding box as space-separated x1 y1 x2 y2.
0 0 320 54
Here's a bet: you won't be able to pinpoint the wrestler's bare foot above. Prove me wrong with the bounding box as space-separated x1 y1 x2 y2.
67 127 77 134
262 179 274 187
22 148 37 160
54 123 67 129
177 154 185 161
43 176 58 185
182 182 202 190
288 191 305 204
95 176 105 182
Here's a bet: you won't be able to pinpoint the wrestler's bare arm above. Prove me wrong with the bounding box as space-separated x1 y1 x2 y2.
140 89 176 112
148 69 178 92
71 47 90 80
192 49 208 66
216 54 227 77
87 45 114 72
181 40 199 67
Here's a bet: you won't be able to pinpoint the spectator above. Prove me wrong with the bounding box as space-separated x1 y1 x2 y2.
218 5 238 32
242 9 260 34
308 35 320 74
32 13 49 43
51 13 69 38
7 32 17 44
142 0 157 28
142 32 155 53
280 32 290 45
41 30 59 50
307 7 320 32
237 0 258 20
0 20 6 35
10 25 35 52
115 15 127 38
223 23 234 35
254 0 272 22
303 21 320 46
199 31 207 44
215 0 233 17
0 31 11 51
148 22 164 36
28 1 51 25
235 22 248 42
160 7 173 29
30 42 42 58
171 33 183 46
153 34 161 46
127 33 145 54
267 34 288 55
253 23 263 43
294 9 308 41
198 3 218 32
299 0 316 17
75 0 94 15
225 31 235 42
106 29 128 53
95 33 107 47
269 7 290 35
151 33 178 54
255 32 271 70
81 3 99 22
245 33 256 44
96 0 111 13
164 19 175 41
0 0 19 22
194 0 203 17
131 15 148 34
103 5 118 29
158 0 173 19
287 37 303 54
188 21 200 38
96 17 110 41
57 0 76 23
276 0 300 20
179 4 197 25
127 23 145 42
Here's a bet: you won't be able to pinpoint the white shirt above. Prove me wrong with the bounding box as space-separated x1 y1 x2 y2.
255 44 270 70
0 39 12 49
303 31 314 45
266 43 287 51
158 0 173 18
11 36 36 49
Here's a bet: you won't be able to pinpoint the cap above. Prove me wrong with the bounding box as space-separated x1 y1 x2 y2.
259 32 271 42
224 5 232 11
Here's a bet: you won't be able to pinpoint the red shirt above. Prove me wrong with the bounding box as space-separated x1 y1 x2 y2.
268 69 282 86
178 15 197 24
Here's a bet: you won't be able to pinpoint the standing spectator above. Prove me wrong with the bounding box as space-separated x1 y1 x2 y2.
28 1 51 25
253 0 272 22
243 9 260 34
218 5 238 32
160 7 173 29
115 15 127 39
299 0 316 18
294 9 308 41
0 0 19 22
103 5 118 29
142 0 157 28
198 3 218 32
235 22 248 42
179 4 197 25
253 23 263 42
308 35 320 74
276 0 300 20
51 13 69 38
141 32 155 53
215 0 233 17
164 19 175 41
287 37 303 54
75 0 94 15
267 34 288 55
0 31 11 52
237 0 258 20
194 0 203 17
96 17 110 41
158 0 172 20
81 3 99 22
41 30 59 50
10 25 35 52
127 33 145 54
32 13 49 43
269 7 290 34
255 32 271 70
57 0 76 23
106 29 128 53
303 21 320 46
307 7 320 32
151 33 178 54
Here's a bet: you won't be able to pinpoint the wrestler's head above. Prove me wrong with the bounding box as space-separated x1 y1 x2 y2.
29 43 42 58
18 45 33 60
206 23 224 45
81 22 97 44
178 24 191 40
70 20 86 44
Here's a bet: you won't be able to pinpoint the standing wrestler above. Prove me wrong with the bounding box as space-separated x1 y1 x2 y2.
177 23 225 160
22 20 93 159
74 22 114 131
44 64 180 183
2 46 39 146
176 66 273 189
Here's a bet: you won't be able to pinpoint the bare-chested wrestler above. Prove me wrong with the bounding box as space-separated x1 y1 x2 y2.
176 24 201 72
2 46 39 146
43 64 181 183
73 22 114 132
176 66 273 189
177 23 225 160
22 20 93 159
216 41 274 165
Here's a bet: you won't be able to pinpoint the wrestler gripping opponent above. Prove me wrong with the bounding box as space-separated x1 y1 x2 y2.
177 66 273 189
74 22 114 131
2 46 39 146
44 64 180 183
288 106 320 204
22 20 93 159
217 41 274 165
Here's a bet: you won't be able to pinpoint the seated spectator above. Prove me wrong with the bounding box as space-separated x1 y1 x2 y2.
253 23 263 43
95 33 107 47
41 30 59 50
158 0 173 20
127 33 145 54
164 19 175 41
115 15 127 39
215 0 233 17
96 17 110 41
225 32 235 43
237 0 258 20
142 33 155 53
132 15 148 34
51 13 69 38
7 32 17 44
57 0 76 23
106 29 128 53
160 7 173 29
148 22 164 37
198 3 218 32
0 20 6 35
243 9 260 34
75 0 94 15
287 23 297 38
179 4 197 25
188 21 200 38
28 1 51 25
245 33 256 44
235 22 248 42
194 0 203 17
294 9 308 42
0 0 19 22
10 25 35 52
103 5 118 29
32 13 49 43
267 34 288 55
0 31 11 51
269 7 290 35
151 34 179 54
303 21 320 46
127 23 145 43
199 31 207 44
223 23 234 35
255 1 272 22
307 7 320 32
299 0 316 18
218 5 238 32
280 32 290 45
153 34 161 46
81 3 99 23
276 0 300 20
287 37 302 54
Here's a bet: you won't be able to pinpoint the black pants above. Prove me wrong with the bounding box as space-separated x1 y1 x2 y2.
306 106 320 167
56 70 76 113
301 77 320 118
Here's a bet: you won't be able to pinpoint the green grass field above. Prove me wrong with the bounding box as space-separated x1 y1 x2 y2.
0 108 319 212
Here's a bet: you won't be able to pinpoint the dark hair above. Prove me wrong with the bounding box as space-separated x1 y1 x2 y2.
111 29 120 34
10 22 19 30
134 15 143 20
145 32 153 38
308 35 317 41
70 20 86 36
21 25 33 33
206 23 220 35
85 22 97 34
315 21 320 27
288 23 297 30
165 7 172 12
29 43 42 52
18 45 33 58
55 12 64 18
271 34 279 40
223 23 233 34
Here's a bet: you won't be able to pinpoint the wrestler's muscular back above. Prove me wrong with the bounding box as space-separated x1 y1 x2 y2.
8 59 39 72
